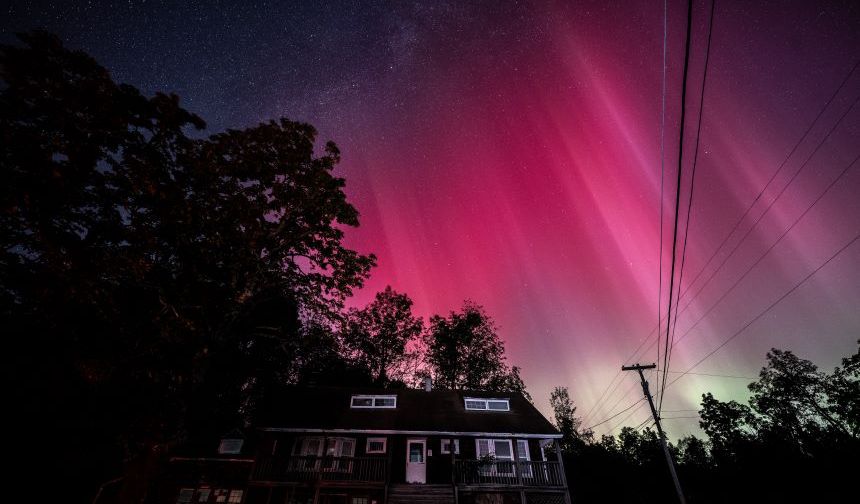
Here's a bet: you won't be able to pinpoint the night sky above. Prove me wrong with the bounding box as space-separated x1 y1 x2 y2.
4 0 859 438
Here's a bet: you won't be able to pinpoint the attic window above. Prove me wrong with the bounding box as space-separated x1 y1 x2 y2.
350 395 397 409
465 398 510 411
218 438 244 454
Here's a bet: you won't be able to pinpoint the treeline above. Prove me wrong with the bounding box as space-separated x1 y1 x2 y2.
0 32 524 502
550 344 860 503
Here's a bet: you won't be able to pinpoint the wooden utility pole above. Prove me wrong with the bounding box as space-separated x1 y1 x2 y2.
622 363 686 504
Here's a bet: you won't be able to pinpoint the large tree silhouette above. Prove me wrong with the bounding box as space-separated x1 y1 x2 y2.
1 31 374 501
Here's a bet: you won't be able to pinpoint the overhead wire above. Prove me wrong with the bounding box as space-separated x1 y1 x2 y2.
672 58 860 309
668 210 860 387
669 144 860 350
659 0 696 420
583 22 859 434
660 0 716 415
655 0 669 411
584 397 646 431
587 83 860 421
604 177 860 434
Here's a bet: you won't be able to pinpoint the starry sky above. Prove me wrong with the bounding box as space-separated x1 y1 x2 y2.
4 0 859 438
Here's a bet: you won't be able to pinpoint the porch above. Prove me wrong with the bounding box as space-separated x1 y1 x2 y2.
251 455 565 488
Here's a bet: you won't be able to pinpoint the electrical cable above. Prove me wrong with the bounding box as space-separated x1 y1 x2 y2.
660 0 716 415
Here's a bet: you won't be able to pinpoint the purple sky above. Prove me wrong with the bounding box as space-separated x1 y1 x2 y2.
4 0 859 437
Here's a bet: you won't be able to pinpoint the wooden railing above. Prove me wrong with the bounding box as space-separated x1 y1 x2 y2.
454 460 565 487
253 456 386 483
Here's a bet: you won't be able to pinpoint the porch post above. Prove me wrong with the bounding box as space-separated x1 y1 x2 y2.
514 439 525 504
451 440 458 504
553 440 571 504
385 444 392 504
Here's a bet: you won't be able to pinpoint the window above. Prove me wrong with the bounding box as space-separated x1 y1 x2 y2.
293 437 323 457
218 438 244 454
177 489 194 503
476 439 515 475
227 490 244 503
408 441 425 463
440 438 460 454
214 489 229 503
516 440 532 477
350 395 397 408
464 398 510 411
352 498 368 504
366 437 387 454
197 488 211 502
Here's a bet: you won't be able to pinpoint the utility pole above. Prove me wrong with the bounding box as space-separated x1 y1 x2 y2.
622 363 686 504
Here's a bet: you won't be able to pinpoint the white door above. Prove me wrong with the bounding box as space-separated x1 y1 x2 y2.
406 439 427 483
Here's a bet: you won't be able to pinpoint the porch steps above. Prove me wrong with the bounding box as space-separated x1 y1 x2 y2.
388 484 454 504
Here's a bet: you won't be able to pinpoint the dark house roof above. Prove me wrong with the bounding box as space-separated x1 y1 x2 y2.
257 387 560 438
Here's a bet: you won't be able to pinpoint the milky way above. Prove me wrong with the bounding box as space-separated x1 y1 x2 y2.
4 0 859 437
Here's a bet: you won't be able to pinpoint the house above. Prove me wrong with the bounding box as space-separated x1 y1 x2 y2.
155 384 570 504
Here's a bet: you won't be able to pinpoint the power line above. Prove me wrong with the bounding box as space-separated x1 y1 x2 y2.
587 90 860 421
655 0 669 415
676 88 860 320
661 0 717 415
660 0 696 421
633 416 653 431
585 397 646 431
610 155 860 432
674 58 860 308
590 0 672 425
583 39 859 431
661 370 756 380
671 149 860 350
668 226 860 388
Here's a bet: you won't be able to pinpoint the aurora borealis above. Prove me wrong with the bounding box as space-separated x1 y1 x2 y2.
5 0 858 437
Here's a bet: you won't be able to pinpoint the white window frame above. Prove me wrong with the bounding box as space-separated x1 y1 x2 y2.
366 437 387 454
218 438 244 454
177 488 194 504
516 439 532 477
476 438 515 476
464 397 510 411
350 394 398 409
440 438 460 454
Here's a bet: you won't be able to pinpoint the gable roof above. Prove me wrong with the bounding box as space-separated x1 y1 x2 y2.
257 387 560 438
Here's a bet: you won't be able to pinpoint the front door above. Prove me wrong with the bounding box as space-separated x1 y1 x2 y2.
406 438 426 483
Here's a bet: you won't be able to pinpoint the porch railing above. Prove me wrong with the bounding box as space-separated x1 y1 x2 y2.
252 456 386 483
454 460 565 487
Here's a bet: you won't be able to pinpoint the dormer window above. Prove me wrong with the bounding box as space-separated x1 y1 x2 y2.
350 394 397 409
464 397 510 411
218 438 244 454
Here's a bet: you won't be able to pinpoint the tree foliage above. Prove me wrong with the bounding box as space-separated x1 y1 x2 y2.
550 386 583 452
1 31 374 500
552 342 860 503
343 285 423 385
424 301 529 399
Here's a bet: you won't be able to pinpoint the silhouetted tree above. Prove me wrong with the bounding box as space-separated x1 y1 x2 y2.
424 301 529 398
1 31 374 501
550 386 583 452
342 286 423 385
